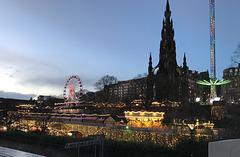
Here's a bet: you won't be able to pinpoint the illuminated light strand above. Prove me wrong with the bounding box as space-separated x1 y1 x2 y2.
197 0 230 100
210 0 215 81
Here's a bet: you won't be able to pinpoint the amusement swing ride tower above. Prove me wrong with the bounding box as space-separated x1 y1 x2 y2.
197 0 230 100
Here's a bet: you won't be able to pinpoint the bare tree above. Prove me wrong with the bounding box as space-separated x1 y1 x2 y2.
33 114 52 132
81 89 96 101
94 75 118 91
231 43 240 66
0 101 22 131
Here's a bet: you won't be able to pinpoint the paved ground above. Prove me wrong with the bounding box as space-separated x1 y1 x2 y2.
0 146 45 157
0 139 74 157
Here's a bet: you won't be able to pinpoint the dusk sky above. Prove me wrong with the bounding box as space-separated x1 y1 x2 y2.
0 0 239 99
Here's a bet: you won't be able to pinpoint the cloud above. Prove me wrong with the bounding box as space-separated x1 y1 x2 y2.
0 48 55 69
20 75 97 91
4 73 15 78
0 90 36 100
21 76 66 87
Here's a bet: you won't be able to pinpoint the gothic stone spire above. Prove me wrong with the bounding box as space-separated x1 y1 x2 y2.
148 52 153 75
158 0 177 75
183 53 189 75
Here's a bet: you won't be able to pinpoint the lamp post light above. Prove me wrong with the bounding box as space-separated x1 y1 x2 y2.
188 123 195 140
187 122 197 157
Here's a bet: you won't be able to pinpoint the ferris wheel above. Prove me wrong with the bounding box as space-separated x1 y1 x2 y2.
63 75 83 102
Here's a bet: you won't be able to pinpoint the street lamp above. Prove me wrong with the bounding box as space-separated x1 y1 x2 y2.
187 123 195 140
187 122 196 157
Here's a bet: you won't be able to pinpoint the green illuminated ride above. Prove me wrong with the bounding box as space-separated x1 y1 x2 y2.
197 79 231 86
197 0 230 99
197 79 230 99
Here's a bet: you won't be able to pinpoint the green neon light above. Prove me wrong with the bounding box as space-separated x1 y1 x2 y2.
197 79 230 99
197 79 231 86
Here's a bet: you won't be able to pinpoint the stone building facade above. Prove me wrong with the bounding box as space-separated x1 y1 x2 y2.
222 63 240 103
146 0 209 104
104 0 209 104
105 78 147 103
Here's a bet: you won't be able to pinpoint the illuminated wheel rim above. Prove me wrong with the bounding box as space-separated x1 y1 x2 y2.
63 75 83 102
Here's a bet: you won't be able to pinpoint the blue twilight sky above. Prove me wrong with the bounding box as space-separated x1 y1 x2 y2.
0 0 239 99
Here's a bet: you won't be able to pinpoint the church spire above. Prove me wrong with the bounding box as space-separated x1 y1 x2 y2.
158 0 177 75
147 52 154 104
166 0 169 9
148 52 153 74
183 53 187 66
183 53 189 75
165 0 171 19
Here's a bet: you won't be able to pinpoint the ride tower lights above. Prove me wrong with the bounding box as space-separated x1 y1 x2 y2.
197 0 230 101
210 0 216 98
